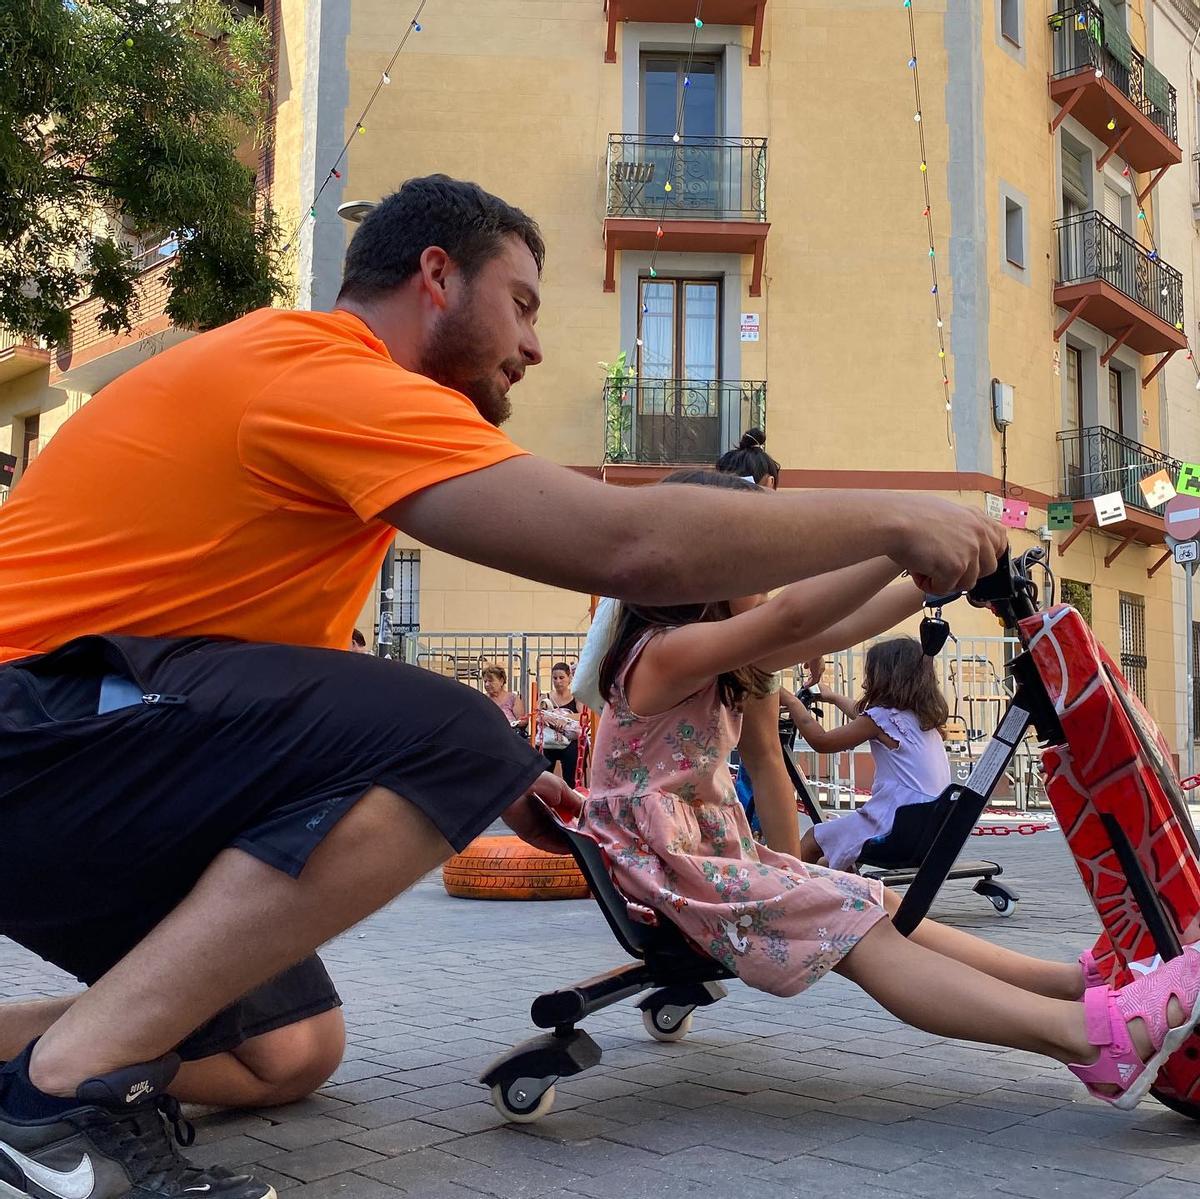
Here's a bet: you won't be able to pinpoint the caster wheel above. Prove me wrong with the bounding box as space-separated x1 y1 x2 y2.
1151 1087 1200 1121
642 1006 694 1043
490 1078 556 1123
989 894 1018 917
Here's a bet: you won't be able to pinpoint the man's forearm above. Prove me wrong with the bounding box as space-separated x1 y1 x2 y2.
619 486 921 604
393 455 1000 604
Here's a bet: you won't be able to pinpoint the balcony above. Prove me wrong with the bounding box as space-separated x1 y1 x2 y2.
50 241 191 392
1053 211 1186 382
603 134 769 294
0 330 50 385
1049 4 1180 189
603 377 765 467
1056 425 1179 562
604 1 766 66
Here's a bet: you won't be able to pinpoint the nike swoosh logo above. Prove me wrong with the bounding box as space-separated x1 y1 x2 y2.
0 1141 94 1199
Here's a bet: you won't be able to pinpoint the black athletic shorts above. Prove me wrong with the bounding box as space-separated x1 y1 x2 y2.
0 634 546 1059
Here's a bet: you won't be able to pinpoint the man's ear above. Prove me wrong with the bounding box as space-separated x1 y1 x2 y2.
419 245 453 309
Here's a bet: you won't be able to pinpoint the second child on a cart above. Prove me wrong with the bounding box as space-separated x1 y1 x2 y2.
581 469 1200 1111
783 636 951 870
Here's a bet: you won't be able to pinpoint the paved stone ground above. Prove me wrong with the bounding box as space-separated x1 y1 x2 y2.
6 827 1200 1198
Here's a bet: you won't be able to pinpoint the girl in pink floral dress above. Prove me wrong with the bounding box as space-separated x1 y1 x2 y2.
580 470 1200 1110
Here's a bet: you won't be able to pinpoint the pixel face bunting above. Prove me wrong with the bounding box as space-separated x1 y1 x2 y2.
1001 499 1029 529
1139 469 1176 509
1048 502 1074 531
1093 491 1127 527
1179 462 1200 498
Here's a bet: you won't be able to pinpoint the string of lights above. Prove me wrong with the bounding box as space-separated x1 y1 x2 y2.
903 0 953 447
636 1 707 353
282 0 431 253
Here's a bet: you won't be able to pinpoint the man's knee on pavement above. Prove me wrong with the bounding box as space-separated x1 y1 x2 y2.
232 1009 346 1106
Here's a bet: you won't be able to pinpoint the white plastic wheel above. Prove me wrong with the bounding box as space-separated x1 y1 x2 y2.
642 1006 694 1042
990 895 1017 917
490 1080 556 1123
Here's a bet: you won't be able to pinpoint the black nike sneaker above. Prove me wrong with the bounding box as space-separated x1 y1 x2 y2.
0 1055 274 1198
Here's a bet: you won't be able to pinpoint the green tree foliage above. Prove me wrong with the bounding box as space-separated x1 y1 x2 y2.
0 0 288 342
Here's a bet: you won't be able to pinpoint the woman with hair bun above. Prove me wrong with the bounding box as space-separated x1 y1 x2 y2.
714 428 809 855
715 427 780 490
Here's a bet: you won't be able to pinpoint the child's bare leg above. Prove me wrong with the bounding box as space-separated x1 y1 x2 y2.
881 889 1083 1001
835 917 1181 1066
0 995 77 1058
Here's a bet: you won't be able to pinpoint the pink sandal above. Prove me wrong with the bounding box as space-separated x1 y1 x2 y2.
1069 947 1200 1110
1079 949 1106 989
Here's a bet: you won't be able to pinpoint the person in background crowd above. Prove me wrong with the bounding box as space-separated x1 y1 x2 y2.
482 663 528 734
538 661 581 784
350 629 370 653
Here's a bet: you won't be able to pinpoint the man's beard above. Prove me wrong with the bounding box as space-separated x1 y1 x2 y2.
417 297 512 427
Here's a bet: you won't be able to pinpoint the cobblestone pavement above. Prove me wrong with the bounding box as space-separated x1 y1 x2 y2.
6 826 1200 1198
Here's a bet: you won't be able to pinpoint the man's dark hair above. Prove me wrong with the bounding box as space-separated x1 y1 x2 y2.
338 175 545 303
351 628 366 647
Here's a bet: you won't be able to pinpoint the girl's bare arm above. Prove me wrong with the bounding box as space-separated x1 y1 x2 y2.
780 692 882 754
754 579 925 672
627 559 900 714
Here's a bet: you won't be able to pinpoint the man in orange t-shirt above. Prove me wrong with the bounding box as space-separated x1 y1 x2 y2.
0 175 1004 1199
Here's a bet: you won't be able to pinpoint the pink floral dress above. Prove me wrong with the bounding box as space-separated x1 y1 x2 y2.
581 632 886 997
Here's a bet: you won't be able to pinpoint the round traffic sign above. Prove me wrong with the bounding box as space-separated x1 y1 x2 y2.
1163 495 1200 541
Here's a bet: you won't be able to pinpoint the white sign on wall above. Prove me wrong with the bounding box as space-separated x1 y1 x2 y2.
739 313 760 342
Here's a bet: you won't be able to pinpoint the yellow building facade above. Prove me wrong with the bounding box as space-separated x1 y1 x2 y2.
3 0 1199 752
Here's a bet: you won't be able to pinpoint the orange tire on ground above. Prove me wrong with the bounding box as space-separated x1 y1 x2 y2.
442 835 589 901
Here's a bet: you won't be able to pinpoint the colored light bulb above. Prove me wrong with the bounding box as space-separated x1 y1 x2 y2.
672 133 680 143
649 268 657 278
309 207 316 218
694 16 703 27
908 57 917 68
1107 118 1116 130
412 20 421 30
664 181 672 192
382 72 391 84
357 124 365 134
920 161 927 173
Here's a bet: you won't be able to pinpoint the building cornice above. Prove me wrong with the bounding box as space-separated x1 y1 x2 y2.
1163 0 1200 36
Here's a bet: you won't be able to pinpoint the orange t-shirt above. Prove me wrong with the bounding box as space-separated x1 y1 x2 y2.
0 308 527 663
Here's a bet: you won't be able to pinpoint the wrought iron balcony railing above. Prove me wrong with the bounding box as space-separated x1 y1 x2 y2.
1057 425 1181 515
605 135 768 222
604 378 766 466
1054 210 1183 329
1050 2 1177 143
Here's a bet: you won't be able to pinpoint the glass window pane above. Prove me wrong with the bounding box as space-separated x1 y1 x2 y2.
682 283 719 378
638 281 675 412
642 58 679 138
682 61 718 137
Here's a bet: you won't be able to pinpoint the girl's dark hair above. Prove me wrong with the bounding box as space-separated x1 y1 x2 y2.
714 427 780 488
598 469 773 710
857 637 949 733
551 661 572 675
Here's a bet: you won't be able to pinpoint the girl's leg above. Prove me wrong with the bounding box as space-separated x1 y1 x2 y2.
881 888 1083 1001
799 826 824 864
737 692 803 857
562 741 580 789
835 917 1185 1066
